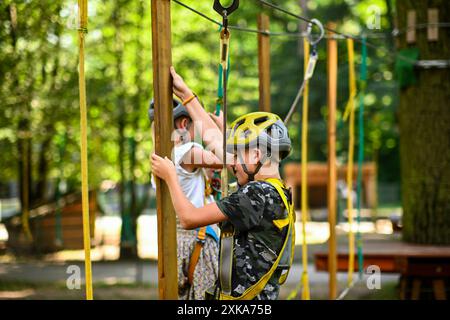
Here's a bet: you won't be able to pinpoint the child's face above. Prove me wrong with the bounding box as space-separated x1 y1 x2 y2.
172 117 194 144
231 148 260 185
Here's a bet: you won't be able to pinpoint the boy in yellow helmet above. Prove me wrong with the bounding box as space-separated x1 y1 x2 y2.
151 67 294 300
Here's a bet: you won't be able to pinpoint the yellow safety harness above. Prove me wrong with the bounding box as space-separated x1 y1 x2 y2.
211 178 295 300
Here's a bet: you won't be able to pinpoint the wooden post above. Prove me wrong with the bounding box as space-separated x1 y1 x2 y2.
150 0 178 299
326 23 338 300
258 13 271 112
427 9 439 41
406 10 416 44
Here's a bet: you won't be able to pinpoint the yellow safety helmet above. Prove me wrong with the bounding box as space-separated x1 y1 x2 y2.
227 112 291 160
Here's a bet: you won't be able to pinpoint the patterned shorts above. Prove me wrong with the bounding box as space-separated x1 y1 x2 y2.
177 228 219 300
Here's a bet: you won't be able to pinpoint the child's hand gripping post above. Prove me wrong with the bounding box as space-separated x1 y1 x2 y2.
151 153 177 183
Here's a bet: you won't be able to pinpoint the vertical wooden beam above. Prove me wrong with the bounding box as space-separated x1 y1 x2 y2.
150 0 178 300
432 279 446 300
411 278 421 300
326 22 338 300
21 134 32 242
427 9 439 41
406 10 416 44
258 13 271 112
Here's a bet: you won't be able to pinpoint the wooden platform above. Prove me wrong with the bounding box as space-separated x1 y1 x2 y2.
284 162 377 209
314 241 450 299
4 190 97 254
315 242 450 272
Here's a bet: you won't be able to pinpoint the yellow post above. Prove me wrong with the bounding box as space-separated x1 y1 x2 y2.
151 0 178 299
344 38 356 285
300 38 310 300
326 23 338 300
77 0 93 300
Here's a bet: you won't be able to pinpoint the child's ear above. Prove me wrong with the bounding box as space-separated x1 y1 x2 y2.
252 148 262 165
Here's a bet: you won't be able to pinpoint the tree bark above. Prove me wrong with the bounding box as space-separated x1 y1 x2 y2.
396 0 450 244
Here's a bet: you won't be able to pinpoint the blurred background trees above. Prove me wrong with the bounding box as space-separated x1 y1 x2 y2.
1 0 434 252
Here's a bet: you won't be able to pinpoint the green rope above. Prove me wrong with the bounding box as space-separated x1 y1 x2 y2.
214 26 231 201
356 37 367 279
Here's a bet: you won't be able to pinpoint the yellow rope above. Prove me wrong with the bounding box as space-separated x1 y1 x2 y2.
343 38 356 286
78 0 93 300
300 38 310 300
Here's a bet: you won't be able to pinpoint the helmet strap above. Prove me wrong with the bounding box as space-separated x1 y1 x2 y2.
242 162 263 182
237 150 267 182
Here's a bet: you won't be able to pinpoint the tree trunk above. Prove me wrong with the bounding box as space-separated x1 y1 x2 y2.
34 125 54 205
113 3 137 260
396 0 450 244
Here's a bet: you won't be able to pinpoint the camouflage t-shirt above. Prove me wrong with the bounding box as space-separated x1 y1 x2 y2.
216 180 291 300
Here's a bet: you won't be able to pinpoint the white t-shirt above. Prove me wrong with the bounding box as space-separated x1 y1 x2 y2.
151 142 213 208
151 142 218 236
173 142 214 208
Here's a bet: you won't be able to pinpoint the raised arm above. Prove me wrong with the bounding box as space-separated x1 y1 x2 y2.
171 67 229 163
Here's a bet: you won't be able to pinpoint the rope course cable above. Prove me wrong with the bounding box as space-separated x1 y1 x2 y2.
175 0 450 42
253 0 422 65
173 0 420 66
173 0 306 37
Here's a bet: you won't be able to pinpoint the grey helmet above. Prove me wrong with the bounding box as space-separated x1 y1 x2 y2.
226 112 292 160
148 98 190 122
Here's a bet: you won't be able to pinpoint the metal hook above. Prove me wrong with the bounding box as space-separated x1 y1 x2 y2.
213 0 240 17
306 18 325 47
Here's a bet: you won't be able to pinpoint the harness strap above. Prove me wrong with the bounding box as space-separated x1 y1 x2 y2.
187 172 218 286
219 224 234 295
188 226 206 285
265 178 295 285
218 178 294 300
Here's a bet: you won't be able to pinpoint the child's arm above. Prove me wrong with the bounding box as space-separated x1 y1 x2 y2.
181 146 223 171
209 110 224 133
151 153 228 229
171 67 229 163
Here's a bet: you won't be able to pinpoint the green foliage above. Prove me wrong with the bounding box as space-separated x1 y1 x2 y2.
0 0 401 197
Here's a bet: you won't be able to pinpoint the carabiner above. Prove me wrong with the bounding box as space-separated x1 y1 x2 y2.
213 0 240 16
306 18 325 48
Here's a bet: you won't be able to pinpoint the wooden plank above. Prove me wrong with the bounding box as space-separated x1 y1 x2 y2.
283 162 378 208
406 10 416 44
427 9 439 41
41 216 84 228
327 22 338 300
433 279 446 300
151 0 178 300
258 13 271 112
315 253 398 273
399 277 408 300
411 278 421 300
